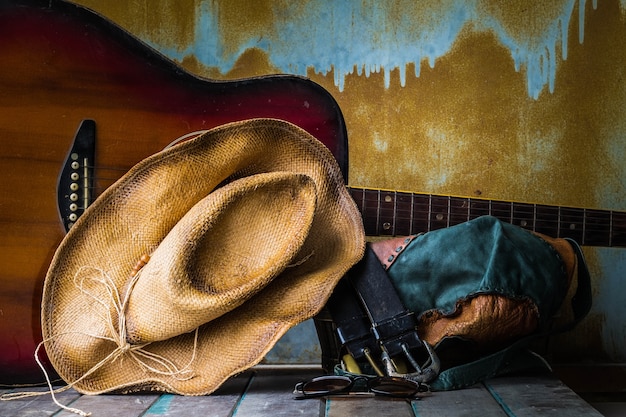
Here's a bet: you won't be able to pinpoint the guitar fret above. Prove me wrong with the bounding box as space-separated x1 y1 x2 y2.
347 186 626 247
450 196 470 225
512 202 535 231
349 188 369 234
584 209 611 246
409 193 415 235
610 210 613 247
583 208 587 242
490 201 513 223
558 207 584 242
362 189 380 235
430 195 450 231
412 194 430 233
378 190 395 236
394 191 413 236
535 205 559 237
612 211 626 246
469 199 490 219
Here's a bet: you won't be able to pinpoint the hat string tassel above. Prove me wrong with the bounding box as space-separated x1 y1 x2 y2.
0 340 92 416
0 265 200 416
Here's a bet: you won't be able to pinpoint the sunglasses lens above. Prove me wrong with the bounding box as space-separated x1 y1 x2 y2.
369 377 420 397
300 376 353 396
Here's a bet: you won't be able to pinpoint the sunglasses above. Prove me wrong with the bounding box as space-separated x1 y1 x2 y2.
293 375 423 399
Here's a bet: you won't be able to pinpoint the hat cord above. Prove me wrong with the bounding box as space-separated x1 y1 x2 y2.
1 341 92 416
0 265 200 416
71 266 199 379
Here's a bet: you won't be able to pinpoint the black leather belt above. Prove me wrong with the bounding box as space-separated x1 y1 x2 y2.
326 245 439 382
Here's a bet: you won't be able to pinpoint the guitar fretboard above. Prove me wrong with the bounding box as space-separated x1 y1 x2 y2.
349 187 626 247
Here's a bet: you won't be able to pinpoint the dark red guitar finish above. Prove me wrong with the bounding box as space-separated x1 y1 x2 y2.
0 0 348 383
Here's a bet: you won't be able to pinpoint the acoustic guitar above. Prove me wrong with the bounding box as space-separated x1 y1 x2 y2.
0 0 349 383
2 0 626 385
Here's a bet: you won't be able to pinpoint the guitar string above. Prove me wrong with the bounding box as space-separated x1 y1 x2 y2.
72 183 622 237
72 128 625 240
350 190 626 236
72 184 620 236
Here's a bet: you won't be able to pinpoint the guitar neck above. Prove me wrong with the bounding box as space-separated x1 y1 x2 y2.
348 186 626 247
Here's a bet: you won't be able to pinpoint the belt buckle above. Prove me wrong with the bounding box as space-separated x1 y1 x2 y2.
381 340 440 383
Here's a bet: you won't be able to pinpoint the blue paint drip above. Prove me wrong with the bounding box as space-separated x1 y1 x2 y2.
477 0 577 99
148 0 593 99
146 394 175 415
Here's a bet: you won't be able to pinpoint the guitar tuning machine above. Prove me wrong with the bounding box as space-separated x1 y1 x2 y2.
57 120 96 232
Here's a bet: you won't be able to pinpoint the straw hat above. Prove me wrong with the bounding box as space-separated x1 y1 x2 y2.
41 119 365 395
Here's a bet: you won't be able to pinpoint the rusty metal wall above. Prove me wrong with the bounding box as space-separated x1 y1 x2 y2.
75 0 626 365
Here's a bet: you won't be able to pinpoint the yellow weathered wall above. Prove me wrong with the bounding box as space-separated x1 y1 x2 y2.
74 0 626 364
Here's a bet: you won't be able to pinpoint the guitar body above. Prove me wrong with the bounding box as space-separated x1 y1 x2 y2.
0 0 348 383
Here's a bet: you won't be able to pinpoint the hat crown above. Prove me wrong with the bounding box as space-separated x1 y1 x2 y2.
125 172 317 344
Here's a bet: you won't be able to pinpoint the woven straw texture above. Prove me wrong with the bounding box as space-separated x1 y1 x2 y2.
41 119 365 395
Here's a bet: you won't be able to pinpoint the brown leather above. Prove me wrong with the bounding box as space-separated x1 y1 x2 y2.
531 231 577 287
370 235 417 269
418 295 539 350
531 232 580 327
